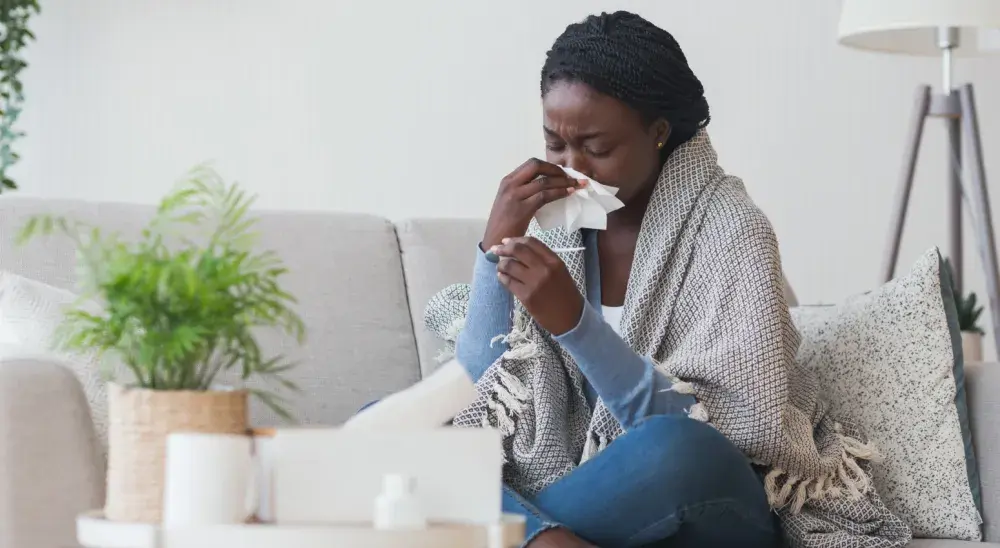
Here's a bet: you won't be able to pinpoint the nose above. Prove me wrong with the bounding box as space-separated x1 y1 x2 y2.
564 153 593 180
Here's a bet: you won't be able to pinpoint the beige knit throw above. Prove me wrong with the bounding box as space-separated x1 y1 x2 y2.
425 130 911 547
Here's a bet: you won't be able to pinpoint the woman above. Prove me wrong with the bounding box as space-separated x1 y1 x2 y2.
425 11 908 548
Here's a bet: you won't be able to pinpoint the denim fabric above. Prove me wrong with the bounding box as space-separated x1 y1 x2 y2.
502 415 780 548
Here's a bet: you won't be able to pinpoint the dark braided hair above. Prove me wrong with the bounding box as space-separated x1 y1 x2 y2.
542 11 710 158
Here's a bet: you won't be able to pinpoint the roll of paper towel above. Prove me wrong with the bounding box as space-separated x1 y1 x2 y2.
343 359 477 430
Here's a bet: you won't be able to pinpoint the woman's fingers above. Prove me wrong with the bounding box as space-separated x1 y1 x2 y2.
496 271 526 295
516 178 583 207
501 158 568 189
496 256 529 282
507 237 561 265
493 238 544 268
515 174 579 197
492 237 546 268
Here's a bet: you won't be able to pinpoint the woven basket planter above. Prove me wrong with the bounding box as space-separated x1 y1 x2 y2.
104 383 249 523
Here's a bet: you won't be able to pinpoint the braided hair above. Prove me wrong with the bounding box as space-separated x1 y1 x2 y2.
541 11 710 158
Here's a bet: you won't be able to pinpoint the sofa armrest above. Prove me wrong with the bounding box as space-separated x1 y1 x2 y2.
965 361 1000 541
0 358 105 548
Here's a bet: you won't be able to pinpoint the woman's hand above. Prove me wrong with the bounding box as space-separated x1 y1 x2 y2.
483 159 582 249
492 236 584 336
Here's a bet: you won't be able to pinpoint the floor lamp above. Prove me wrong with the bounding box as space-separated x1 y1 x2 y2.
838 0 1000 354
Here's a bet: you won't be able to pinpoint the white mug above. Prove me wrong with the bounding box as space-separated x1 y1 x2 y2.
162 433 257 526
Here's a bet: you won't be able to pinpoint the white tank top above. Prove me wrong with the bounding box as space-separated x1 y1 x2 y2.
601 305 624 337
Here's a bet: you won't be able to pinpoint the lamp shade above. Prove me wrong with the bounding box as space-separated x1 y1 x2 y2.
839 0 1000 56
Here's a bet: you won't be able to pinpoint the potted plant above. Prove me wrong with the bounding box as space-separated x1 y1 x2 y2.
17 165 305 522
943 259 986 362
0 0 41 193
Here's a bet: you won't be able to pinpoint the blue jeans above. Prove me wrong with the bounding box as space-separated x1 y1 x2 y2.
504 415 779 547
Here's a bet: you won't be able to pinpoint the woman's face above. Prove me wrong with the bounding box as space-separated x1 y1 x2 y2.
542 80 669 205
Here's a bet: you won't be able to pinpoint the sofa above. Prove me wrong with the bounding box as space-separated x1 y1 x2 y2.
0 197 996 548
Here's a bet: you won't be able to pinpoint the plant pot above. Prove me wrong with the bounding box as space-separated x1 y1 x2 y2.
104 383 248 523
962 331 984 363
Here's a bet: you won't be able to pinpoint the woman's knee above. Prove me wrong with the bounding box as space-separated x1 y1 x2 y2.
628 415 740 458
621 415 760 490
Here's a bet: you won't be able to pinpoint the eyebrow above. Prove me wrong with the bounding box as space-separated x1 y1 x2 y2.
543 126 606 141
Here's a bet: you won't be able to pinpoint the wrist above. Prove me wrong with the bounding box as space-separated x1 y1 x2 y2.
547 292 585 336
482 233 504 250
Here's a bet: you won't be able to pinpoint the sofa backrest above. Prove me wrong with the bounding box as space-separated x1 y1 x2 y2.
0 198 422 427
396 218 484 376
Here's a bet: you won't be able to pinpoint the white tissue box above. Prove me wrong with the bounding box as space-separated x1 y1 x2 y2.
272 428 503 525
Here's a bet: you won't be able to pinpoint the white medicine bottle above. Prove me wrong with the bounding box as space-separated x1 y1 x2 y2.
373 474 427 530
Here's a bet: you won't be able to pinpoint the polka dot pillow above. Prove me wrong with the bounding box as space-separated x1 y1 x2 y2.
790 248 980 540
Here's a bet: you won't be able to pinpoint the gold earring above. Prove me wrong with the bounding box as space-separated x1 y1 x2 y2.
657 142 664 149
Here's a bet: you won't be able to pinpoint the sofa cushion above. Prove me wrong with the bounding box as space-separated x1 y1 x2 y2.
966 361 1000 541
0 271 108 450
791 249 980 540
0 198 422 426
396 218 485 377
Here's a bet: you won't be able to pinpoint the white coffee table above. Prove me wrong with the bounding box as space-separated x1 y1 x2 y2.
77 510 526 548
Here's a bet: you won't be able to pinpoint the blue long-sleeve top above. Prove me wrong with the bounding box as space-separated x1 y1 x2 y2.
455 230 695 429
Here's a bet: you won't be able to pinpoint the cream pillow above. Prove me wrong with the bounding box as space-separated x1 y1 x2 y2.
791 249 980 540
0 271 109 450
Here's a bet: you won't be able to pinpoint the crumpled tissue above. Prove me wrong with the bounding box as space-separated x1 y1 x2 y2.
534 166 624 231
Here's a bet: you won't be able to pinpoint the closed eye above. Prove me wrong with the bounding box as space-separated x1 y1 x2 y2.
587 146 613 158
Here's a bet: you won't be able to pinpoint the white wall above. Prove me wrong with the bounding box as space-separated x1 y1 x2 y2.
17 1 1000 351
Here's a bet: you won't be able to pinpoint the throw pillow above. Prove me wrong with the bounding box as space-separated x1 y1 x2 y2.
791 248 980 540
0 271 109 453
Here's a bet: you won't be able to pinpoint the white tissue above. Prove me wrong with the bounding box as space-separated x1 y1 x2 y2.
342 359 477 430
534 166 625 231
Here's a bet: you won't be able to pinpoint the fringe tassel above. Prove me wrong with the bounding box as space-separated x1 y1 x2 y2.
659 374 709 423
498 310 536 357
581 434 599 463
435 346 455 363
670 380 696 395
481 363 532 466
494 385 526 415
486 397 516 435
764 470 782 507
580 432 609 463
687 403 709 422
435 317 467 363
444 317 466 340
497 367 531 401
810 475 827 500
478 310 537 440
763 430 882 513
791 478 812 514
776 474 799 508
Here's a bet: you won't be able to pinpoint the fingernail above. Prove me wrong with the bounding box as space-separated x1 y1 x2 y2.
485 250 500 263
501 238 510 244
567 187 576 194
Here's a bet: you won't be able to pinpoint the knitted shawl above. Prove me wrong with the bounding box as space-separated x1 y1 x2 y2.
424 131 911 547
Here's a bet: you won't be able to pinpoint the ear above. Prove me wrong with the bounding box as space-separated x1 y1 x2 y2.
651 119 671 149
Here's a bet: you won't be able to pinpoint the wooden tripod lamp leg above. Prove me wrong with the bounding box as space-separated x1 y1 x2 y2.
959 84 1000 358
882 86 932 283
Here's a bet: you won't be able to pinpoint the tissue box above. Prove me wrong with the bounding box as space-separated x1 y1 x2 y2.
273 428 503 525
